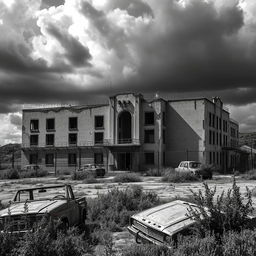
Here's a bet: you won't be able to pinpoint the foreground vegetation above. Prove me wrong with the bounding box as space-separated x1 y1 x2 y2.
0 168 48 180
0 177 256 255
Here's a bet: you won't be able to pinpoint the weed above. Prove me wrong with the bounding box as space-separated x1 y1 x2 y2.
113 173 142 183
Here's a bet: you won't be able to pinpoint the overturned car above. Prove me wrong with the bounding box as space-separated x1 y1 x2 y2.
127 200 197 246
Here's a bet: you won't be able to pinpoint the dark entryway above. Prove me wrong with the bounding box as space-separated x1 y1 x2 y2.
118 111 132 144
117 152 131 170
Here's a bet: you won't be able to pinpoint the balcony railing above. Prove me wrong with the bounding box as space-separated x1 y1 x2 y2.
22 139 140 148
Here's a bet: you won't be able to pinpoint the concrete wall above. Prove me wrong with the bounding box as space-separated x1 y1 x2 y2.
165 99 205 167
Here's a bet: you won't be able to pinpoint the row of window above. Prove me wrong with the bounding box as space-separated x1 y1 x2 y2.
208 113 228 132
30 132 104 146
29 152 104 166
30 116 104 132
209 151 222 165
208 130 228 146
230 127 238 138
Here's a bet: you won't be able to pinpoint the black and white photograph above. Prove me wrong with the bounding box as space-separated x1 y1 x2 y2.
1 0 256 255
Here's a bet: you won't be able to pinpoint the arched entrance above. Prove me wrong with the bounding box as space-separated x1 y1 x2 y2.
117 111 132 170
118 111 132 144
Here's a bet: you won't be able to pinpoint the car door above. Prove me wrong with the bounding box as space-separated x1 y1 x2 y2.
66 187 80 225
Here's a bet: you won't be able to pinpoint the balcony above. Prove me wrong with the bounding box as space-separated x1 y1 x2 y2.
22 138 141 149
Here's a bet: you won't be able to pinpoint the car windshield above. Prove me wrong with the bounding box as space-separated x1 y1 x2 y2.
14 187 67 201
189 162 201 168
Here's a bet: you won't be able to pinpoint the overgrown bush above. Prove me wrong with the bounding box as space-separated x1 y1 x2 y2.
188 178 253 237
122 229 256 256
242 169 256 180
145 167 174 177
113 173 142 183
20 169 48 178
87 185 159 232
1 218 91 256
0 169 48 180
71 170 94 180
0 230 19 256
162 171 199 183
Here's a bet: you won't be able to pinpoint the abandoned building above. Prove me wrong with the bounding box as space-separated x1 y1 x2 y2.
21 93 240 173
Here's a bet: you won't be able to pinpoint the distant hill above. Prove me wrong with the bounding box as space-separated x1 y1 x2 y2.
239 132 256 148
0 143 21 169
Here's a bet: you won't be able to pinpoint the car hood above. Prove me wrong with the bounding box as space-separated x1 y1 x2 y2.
131 200 197 236
0 200 66 217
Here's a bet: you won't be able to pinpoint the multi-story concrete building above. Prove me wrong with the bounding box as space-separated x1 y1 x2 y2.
21 93 239 173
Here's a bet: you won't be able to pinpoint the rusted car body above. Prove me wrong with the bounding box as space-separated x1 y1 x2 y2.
128 200 198 246
78 164 106 177
0 184 87 233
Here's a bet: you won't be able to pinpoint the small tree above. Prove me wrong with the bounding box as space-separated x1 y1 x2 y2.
188 178 253 238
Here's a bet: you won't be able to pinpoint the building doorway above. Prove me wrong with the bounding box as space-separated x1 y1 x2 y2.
118 111 132 144
117 152 131 170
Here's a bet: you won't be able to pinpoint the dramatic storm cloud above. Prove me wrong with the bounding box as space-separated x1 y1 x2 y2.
0 0 256 144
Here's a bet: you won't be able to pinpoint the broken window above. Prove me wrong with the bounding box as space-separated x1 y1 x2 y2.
145 152 154 165
46 134 54 146
30 135 38 146
144 112 154 126
95 116 104 129
46 118 55 131
69 117 78 130
69 133 77 145
30 119 39 132
94 153 103 164
144 129 155 143
68 153 77 166
94 132 104 144
45 153 54 166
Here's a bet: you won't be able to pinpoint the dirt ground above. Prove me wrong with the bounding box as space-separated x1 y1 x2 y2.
0 174 256 255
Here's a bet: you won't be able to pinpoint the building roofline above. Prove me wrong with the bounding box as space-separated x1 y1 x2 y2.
109 92 144 99
22 104 109 113
168 97 230 114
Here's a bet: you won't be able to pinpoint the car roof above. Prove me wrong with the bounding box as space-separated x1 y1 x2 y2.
131 200 197 235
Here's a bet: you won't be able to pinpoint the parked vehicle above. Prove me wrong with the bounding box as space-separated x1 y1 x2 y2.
0 184 87 233
22 164 41 172
128 200 197 246
175 161 212 179
78 164 105 177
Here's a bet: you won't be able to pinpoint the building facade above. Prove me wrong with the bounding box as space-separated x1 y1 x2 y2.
21 93 239 173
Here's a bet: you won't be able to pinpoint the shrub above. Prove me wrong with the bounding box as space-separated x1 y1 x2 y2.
87 185 159 232
162 171 199 183
122 244 172 256
0 230 19 256
242 169 256 180
113 173 142 183
145 167 174 177
19 169 48 178
188 178 253 237
71 171 94 180
198 164 213 179
0 169 20 179
10 219 91 256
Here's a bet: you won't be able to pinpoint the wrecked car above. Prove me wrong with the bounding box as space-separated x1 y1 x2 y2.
78 164 106 177
0 184 87 233
127 200 199 246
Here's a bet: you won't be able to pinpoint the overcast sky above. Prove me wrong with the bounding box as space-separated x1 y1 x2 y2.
0 0 256 145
